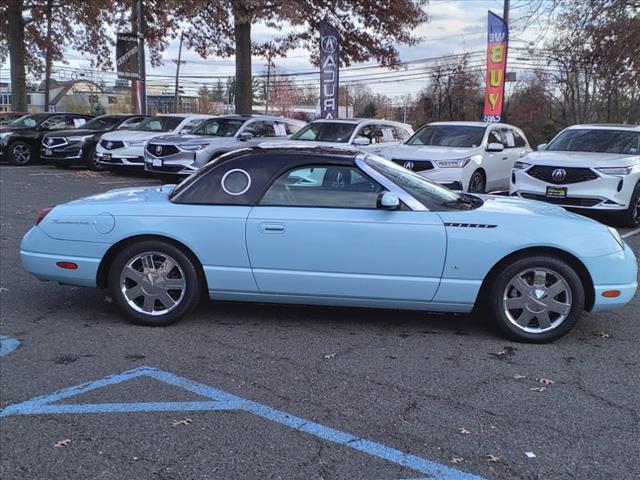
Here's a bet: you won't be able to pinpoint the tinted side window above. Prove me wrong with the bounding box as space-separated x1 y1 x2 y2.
260 165 383 209
487 129 502 145
500 128 516 148
42 115 68 130
513 130 527 147
245 121 275 137
284 122 301 135
394 126 412 141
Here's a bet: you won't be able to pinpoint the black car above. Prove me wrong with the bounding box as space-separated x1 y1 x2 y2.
0 112 28 126
0 112 94 166
41 114 148 170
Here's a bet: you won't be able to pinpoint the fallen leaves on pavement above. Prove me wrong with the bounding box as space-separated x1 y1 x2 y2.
593 331 610 338
486 454 500 462
458 427 471 434
171 418 193 427
451 456 464 464
323 353 336 359
54 439 71 448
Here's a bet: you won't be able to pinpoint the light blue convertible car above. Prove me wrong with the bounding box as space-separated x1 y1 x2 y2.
21 146 637 342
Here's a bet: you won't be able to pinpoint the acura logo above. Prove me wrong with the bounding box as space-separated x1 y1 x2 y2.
403 161 415 170
155 145 163 155
46 137 53 146
106 141 113 149
320 35 338 54
552 168 566 182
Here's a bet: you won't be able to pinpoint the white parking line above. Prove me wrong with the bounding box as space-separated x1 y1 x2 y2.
621 228 640 239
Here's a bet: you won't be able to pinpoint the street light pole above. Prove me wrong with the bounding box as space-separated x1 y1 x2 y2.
173 31 185 113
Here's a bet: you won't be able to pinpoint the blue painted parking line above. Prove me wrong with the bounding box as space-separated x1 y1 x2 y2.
0 366 484 480
0 335 20 357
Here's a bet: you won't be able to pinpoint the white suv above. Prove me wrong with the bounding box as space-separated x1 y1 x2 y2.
374 121 531 192
279 118 413 149
96 114 213 170
510 124 640 227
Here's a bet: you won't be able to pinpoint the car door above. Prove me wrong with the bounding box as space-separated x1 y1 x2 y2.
484 127 510 191
245 164 447 302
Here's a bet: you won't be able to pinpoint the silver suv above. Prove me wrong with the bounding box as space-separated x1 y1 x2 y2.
144 115 306 176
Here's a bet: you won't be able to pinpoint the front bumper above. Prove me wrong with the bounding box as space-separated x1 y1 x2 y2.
144 149 200 176
416 167 470 192
511 168 637 211
41 143 85 163
586 243 638 312
96 145 145 168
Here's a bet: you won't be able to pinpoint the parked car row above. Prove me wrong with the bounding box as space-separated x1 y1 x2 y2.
2 111 638 226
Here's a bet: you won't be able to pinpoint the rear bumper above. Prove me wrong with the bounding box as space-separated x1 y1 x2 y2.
586 243 638 312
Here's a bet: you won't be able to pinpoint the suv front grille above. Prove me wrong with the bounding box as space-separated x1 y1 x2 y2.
100 139 125 150
520 193 601 207
526 166 598 184
147 143 180 157
391 159 434 172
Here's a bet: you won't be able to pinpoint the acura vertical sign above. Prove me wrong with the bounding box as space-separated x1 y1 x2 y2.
319 20 339 119
116 32 140 80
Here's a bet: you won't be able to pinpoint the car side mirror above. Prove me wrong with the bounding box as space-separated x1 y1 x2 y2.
238 132 253 141
486 142 504 152
352 136 371 146
377 191 400 210
537 143 547 151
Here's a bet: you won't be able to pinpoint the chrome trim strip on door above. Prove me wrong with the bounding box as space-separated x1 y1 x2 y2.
355 153 428 211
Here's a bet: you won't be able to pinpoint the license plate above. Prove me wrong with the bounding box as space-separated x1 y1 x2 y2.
103 153 112 162
546 186 567 198
153 159 163 167
45 149 52 156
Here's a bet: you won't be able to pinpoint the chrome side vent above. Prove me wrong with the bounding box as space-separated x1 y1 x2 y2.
444 223 497 229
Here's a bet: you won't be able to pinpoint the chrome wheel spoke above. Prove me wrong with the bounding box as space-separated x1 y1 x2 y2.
546 280 566 298
124 285 142 301
512 276 531 295
142 295 155 313
515 310 534 328
549 299 571 316
157 291 176 309
123 266 144 283
160 258 176 274
141 254 155 270
536 311 552 329
533 270 547 287
164 277 186 290
505 296 526 309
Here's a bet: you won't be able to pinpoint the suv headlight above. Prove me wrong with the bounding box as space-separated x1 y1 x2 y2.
179 144 208 151
513 161 532 170
126 140 147 147
596 166 633 175
435 157 472 168
608 226 624 249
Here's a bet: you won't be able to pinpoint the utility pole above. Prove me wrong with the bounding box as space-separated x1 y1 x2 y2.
503 0 510 27
264 43 274 115
43 0 53 112
131 0 146 114
173 31 185 113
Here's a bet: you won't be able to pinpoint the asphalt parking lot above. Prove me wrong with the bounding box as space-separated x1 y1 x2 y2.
1 164 639 480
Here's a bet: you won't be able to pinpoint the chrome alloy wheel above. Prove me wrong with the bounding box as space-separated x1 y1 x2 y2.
634 194 640 224
120 252 186 316
503 268 572 333
11 143 31 164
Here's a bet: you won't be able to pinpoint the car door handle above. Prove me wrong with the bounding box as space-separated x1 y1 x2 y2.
259 223 285 233
502 156 509 160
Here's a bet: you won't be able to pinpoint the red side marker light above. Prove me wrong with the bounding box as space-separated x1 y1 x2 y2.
602 290 621 298
56 262 78 270
36 206 54 225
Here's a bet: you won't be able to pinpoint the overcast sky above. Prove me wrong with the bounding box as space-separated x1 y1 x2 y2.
2 0 552 100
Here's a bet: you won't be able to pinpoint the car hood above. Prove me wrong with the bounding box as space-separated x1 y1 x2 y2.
101 130 172 142
150 134 240 146
0 126 32 134
377 144 482 160
44 128 104 138
523 150 640 167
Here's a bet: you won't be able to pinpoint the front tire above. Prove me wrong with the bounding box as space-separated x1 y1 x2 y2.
8 141 36 166
486 255 585 343
86 145 106 171
108 241 201 326
615 183 640 228
468 170 486 193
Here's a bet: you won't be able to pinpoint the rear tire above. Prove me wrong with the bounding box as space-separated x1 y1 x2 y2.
486 255 585 343
107 240 201 326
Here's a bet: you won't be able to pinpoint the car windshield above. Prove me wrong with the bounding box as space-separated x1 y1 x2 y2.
407 125 486 147
81 116 123 131
134 116 184 132
290 122 356 143
192 118 245 137
364 154 464 208
546 129 640 155
8 114 49 128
